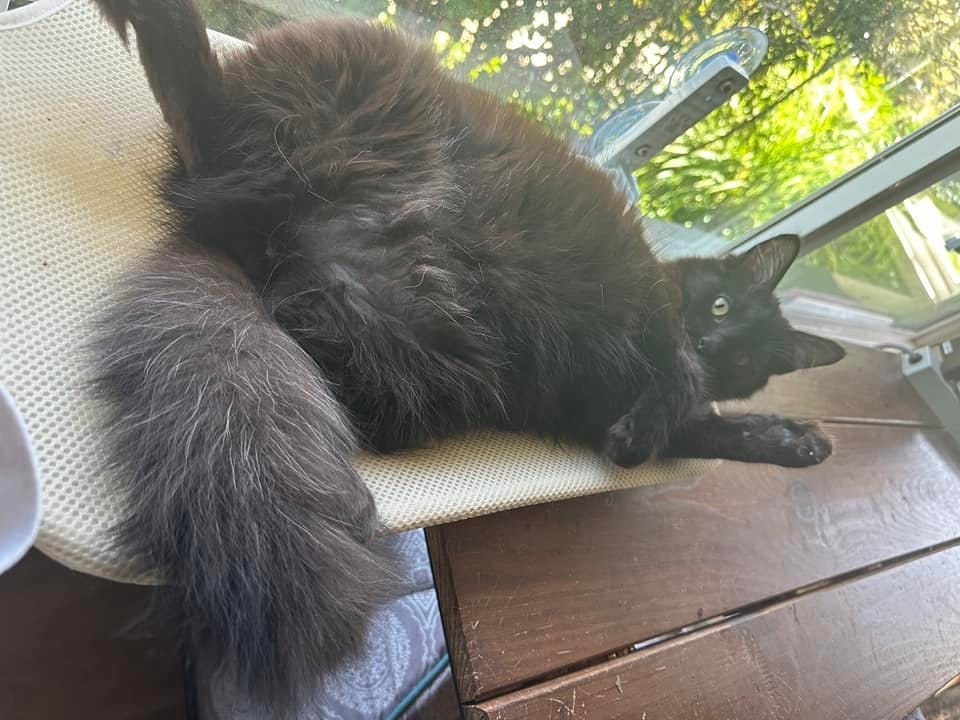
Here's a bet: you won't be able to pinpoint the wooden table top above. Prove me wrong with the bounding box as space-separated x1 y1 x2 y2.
426 344 960 719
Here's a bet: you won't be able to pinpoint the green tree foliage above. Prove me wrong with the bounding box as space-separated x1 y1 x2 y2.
202 0 959 219
195 0 284 35
199 0 960 318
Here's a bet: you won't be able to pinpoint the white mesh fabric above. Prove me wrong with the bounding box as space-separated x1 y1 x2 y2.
0 0 716 584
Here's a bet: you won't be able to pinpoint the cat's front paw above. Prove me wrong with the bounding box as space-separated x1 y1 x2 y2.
604 415 655 468
755 418 832 467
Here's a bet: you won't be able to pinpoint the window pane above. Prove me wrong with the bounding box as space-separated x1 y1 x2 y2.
780 170 960 330
198 0 960 252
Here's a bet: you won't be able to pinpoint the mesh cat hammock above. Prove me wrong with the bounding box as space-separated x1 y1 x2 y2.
0 0 717 584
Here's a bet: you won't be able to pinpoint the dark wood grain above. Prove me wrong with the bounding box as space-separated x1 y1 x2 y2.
428 524 477 705
470 544 960 720
429 424 960 702
406 667 462 719
0 550 184 720
733 343 938 426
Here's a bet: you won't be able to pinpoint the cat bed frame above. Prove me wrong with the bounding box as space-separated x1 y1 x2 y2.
0 0 716 584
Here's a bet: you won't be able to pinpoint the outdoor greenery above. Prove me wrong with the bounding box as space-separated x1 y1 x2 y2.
194 0 960 322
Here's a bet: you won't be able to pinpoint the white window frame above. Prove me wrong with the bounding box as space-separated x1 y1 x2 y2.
727 103 960 345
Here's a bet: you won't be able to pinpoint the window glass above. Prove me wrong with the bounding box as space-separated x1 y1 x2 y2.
780 170 960 330
198 0 960 254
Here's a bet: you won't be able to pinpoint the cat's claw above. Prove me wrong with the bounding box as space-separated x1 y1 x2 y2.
764 418 832 467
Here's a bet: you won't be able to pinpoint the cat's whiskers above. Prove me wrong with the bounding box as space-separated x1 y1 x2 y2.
273 113 332 203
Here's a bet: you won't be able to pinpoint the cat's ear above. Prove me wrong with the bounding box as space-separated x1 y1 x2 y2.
737 235 801 291
773 331 846 374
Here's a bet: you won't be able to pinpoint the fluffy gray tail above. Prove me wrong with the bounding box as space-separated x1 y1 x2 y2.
92 244 394 714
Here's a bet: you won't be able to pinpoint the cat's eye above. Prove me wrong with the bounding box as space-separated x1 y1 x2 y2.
711 296 730 318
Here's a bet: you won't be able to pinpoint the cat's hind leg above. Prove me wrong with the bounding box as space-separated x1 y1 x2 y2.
92 0 226 172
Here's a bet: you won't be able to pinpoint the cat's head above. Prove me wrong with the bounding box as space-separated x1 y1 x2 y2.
666 234 845 401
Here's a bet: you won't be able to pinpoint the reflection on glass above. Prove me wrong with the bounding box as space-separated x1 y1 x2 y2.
666 26 768 91
586 101 661 158
198 0 960 253
780 171 960 329
586 27 768 207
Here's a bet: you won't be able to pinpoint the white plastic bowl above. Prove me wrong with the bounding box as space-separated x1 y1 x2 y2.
0 384 41 575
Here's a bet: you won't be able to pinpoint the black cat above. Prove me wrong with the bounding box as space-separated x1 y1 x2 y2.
89 1 844 713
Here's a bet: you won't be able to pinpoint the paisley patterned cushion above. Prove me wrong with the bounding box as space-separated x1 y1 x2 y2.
204 530 448 719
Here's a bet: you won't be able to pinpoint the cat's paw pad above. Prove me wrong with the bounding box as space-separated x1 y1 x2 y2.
604 415 654 468
765 419 832 467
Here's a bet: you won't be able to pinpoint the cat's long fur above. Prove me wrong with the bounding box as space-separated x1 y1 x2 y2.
89 0 843 713
93 245 395 710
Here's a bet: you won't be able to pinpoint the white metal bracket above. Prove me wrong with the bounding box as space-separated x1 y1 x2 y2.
594 55 750 171
902 342 960 446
